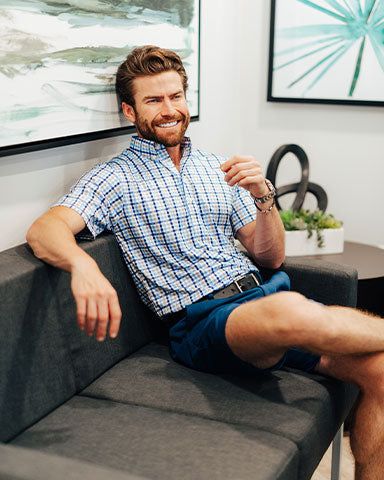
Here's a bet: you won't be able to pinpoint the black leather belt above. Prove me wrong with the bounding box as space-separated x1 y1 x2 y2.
162 272 261 328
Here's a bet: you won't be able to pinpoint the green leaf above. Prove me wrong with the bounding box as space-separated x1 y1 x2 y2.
279 208 342 248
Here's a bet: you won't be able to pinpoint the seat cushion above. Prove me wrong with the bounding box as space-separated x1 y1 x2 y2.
11 396 299 480
0 443 145 480
80 342 358 479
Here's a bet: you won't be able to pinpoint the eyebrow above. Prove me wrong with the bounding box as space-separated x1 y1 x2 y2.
142 90 184 102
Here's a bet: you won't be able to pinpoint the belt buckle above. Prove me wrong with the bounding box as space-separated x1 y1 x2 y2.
250 272 261 286
234 273 260 293
234 278 243 293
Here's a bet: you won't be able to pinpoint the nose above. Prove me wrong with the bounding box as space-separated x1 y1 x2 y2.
160 98 176 117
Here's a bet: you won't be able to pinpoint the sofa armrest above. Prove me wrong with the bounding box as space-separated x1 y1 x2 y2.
0 444 144 480
281 257 358 308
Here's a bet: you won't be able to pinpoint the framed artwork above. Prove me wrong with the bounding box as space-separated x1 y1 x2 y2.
268 0 384 106
0 0 200 157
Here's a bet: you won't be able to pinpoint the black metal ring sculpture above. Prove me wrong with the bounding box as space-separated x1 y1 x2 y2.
266 144 328 212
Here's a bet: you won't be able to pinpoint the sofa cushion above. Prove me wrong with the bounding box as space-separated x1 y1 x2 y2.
11 395 299 480
0 245 77 442
0 443 145 480
80 342 358 479
0 234 159 441
60 234 160 391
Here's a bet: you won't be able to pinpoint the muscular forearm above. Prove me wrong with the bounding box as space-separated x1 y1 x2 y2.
221 155 285 270
251 201 285 268
27 213 93 273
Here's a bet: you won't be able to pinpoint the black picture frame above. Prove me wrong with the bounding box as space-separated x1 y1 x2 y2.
267 0 384 107
0 0 201 158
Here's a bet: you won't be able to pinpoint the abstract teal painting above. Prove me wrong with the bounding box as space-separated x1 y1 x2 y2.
0 0 200 156
268 0 384 105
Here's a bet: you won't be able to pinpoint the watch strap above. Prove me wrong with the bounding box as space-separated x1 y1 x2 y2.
252 179 276 204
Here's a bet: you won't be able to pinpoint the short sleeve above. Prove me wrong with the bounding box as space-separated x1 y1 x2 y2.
230 185 256 234
53 163 120 238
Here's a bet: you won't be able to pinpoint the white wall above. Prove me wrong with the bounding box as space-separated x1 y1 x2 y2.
238 1 384 246
1 0 383 252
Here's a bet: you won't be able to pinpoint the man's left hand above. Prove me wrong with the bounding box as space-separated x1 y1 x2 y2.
220 155 269 198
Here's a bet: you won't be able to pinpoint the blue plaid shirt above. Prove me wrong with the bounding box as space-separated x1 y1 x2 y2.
55 136 258 316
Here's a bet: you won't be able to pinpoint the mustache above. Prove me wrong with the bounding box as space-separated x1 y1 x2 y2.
155 112 189 124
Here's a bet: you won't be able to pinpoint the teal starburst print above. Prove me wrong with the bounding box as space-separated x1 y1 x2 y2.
272 0 384 101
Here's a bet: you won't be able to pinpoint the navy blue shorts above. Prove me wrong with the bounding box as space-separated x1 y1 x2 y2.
169 271 320 375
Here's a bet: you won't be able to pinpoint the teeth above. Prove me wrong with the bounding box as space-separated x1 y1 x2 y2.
157 121 178 128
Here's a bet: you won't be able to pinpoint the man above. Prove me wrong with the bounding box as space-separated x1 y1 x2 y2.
27 45 384 479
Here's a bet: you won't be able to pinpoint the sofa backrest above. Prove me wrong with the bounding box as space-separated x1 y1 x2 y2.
0 233 158 441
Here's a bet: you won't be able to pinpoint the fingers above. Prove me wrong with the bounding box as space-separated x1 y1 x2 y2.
221 157 262 183
94 297 109 341
74 288 122 342
71 258 122 342
220 156 270 198
93 292 122 342
76 297 87 331
220 155 257 173
86 298 98 337
221 157 263 183
108 295 122 339
226 168 263 187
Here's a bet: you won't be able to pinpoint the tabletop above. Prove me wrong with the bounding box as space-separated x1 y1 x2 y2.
289 241 384 280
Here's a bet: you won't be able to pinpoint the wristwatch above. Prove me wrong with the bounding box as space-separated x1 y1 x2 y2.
252 179 276 204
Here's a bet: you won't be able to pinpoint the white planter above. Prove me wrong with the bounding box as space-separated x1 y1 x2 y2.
285 228 344 256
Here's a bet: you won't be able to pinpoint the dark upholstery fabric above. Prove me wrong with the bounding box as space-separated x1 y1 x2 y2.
0 246 76 442
62 234 160 391
0 444 145 480
11 395 299 480
1 232 360 480
81 342 358 480
0 235 159 441
282 257 358 307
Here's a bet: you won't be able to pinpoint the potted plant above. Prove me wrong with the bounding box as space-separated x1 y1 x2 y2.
280 209 344 256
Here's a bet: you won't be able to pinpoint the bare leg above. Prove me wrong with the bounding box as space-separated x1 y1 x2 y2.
225 291 384 367
318 354 384 480
225 291 384 480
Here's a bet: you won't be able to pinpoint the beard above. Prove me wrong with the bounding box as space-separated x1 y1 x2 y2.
133 109 190 147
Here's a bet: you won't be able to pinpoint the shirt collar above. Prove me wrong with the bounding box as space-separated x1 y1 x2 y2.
129 136 192 163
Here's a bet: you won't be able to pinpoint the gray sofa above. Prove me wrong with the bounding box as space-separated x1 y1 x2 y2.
0 232 359 480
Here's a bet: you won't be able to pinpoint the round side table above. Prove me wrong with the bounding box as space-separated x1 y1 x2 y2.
289 242 384 316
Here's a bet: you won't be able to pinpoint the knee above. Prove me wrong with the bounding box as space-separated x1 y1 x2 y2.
268 291 306 313
266 291 318 334
353 353 384 392
264 291 338 346
263 291 306 320
227 290 331 348
225 291 307 351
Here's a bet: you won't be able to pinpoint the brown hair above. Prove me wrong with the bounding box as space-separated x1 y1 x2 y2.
116 45 188 107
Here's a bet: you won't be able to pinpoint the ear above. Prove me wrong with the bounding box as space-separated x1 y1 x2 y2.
122 102 136 123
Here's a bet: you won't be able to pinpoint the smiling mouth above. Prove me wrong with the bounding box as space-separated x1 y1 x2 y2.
156 120 179 128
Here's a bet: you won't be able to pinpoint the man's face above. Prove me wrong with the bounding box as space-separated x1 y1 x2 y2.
122 70 190 147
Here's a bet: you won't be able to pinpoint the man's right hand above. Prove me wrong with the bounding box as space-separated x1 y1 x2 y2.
71 256 122 341
27 206 122 341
